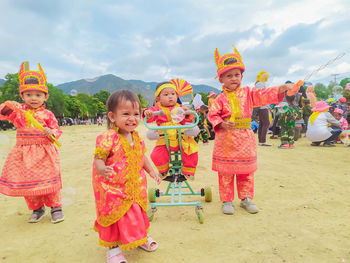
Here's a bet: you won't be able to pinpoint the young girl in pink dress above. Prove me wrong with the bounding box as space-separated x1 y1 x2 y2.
0 62 64 223
93 90 161 263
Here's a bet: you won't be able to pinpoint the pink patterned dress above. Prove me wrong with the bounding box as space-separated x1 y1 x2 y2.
208 86 284 201
0 103 62 199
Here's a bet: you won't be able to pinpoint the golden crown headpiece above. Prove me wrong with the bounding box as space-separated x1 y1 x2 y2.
18 61 48 94
214 45 245 78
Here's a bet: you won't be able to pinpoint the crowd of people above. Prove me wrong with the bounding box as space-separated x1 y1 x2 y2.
0 47 349 263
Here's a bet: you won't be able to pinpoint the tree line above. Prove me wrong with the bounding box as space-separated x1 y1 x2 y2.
0 73 349 118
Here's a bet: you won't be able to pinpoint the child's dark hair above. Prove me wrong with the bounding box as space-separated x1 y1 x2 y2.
286 95 295 104
106 90 141 129
200 105 208 111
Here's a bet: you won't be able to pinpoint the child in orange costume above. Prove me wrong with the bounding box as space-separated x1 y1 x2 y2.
208 46 294 215
93 90 161 263
144 81 199 178
0 62 64 223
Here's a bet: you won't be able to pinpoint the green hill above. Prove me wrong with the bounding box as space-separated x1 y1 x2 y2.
57 74 219 105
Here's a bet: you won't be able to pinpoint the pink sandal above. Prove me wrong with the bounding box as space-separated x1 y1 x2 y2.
107 247 127 263
139 236 158 252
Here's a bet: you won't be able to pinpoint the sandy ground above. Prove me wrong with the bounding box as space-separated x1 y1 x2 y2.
0 124 350 263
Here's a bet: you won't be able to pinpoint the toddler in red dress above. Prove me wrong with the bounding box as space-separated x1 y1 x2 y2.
0 62 64 223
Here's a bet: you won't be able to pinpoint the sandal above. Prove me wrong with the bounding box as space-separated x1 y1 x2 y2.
139 236 158 252
28 206 46 223
259 143 272 146
51 206 64 224
107 247 128 263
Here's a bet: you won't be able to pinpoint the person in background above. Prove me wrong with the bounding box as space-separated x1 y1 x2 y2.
338 97 347 114
302 98 312 133
207 91 216 108
195 105 209 144
306 85 317 108
251 116 259 133
255 71 271 146
277 95 299 149
333 108 348 130
306 101 342 147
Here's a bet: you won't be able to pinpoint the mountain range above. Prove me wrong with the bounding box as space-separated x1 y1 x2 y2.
0 79 4 85
57 74 218 104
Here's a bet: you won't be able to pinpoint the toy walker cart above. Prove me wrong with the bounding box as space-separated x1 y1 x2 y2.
144 110 212 224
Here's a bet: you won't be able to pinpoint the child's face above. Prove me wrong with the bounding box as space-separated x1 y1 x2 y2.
219 68 242 92
157 87 178 107
108 100 140 134
200 108 207 115
333 113 342 120
20 90 49 109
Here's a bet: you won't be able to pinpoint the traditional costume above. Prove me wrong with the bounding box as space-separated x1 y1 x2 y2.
277 103 300 147
208 46 284 203
93 128 149 250
145 81 199 177
207 91 216 108
0 62 62 210
194 112 209 143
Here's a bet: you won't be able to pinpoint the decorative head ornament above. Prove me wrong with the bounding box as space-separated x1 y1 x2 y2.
214 45 245 78
18 62 48 94
256 71 269 83
154 78 193 98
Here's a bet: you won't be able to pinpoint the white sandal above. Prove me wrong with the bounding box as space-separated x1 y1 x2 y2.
107 247 127 263
139 236 158 252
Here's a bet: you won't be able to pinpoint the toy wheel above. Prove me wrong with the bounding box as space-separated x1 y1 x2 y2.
155 189 160 197
200 188 205 196
195 208 204 224
148 188 156 203
204 186 212 202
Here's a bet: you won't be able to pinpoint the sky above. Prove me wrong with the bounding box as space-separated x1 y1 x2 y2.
0 0 350 88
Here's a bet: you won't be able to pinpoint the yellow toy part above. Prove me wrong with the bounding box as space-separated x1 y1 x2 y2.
256 71 269 83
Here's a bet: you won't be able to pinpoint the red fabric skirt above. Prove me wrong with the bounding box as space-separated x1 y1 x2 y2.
0 132 61 197
94 202 149 250
24 191 61 210
150 145 198 176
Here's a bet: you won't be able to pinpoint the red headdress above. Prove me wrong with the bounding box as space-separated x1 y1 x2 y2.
214 45 245 78
18 62 48 94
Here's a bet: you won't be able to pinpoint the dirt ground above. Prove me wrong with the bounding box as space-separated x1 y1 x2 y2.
0 124 349 263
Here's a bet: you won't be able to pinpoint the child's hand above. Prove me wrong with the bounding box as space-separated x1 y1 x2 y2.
99 165 114 180
150 171 162 185
154 174 162 185
220 121 235 130
42 127 54 137
144 110 154 118
11 101 21 109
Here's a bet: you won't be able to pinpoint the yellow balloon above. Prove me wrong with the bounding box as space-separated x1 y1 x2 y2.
257 71 269 83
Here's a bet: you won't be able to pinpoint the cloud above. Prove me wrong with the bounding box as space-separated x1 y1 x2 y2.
0 0 349 88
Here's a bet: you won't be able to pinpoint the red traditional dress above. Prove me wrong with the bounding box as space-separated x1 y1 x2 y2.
209 45 284 202
0 103 62 209
144 104 199 176
93 128 149 250
208 86 284 201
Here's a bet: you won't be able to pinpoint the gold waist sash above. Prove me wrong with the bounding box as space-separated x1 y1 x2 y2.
224 117 252 129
